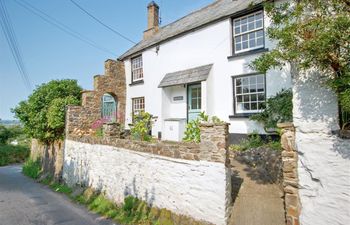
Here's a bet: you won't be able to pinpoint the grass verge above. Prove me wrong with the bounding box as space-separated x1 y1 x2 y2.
0 144 29 166
22 159 41 179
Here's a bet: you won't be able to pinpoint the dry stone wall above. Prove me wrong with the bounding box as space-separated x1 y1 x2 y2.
63 123 232 225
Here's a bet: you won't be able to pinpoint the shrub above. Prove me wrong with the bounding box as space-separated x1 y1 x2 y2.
183 112 226 143
0 144 30 166
22 159 41 179
230 132 281 151
250 89 293 130
131 112 152 142
12 79 82 144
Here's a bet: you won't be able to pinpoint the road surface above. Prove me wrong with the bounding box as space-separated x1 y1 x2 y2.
0 165 117 225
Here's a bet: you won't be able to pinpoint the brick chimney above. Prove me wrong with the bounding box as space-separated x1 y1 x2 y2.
143 1 159 39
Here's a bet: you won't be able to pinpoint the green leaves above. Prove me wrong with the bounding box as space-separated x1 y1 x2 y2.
250 89 293 130
12 79 82 143
130 111 152 142
252 0 350 129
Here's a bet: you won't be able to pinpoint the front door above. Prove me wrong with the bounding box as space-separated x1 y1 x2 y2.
188 84 201 122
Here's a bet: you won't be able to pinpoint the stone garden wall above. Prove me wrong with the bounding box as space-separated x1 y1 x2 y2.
63 123 232 225
65 59 126 137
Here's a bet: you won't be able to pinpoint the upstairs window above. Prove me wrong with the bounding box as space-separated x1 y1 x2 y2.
131 55 143 82
233 74 265 114
132 97 145 117
233 11 264 53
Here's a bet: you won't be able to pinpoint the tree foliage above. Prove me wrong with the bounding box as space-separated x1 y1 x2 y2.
250 89 293 129
251 0 350 128
12 80 82 143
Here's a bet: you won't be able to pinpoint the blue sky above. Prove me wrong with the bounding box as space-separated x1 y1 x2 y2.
0 0 213 120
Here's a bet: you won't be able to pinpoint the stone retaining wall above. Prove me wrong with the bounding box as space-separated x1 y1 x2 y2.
63 123 232 225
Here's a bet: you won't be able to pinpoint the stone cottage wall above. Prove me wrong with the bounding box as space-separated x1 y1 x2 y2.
65 59 126 136
292 69 350 224
63 123 231 225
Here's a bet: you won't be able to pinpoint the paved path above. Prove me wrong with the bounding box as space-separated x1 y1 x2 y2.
0 165 117 225
229 160 285 225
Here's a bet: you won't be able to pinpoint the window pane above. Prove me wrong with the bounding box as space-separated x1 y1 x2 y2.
242 34 248 41
248 15 255 22
235 43 242 51
236 78 242 86
243 86 249 93
249 76 257 84
192 99 197 109
257 83 264 92
251 94 257 101
250 85 257 93
249 32 255 40
257 37 264 46
257 75 264 83
251 103 257 110
256 20 263 28
235 27 241 34
241 18 247 24
258 93 265 101
242 24 247 32
234 20 240 27
257 30 264 37
249 39 256 48
237 103 244 111
237 96 243 102
242 41 248 49
255 12 263 20
248 22 255 30
236 36 242 43
242 77 249 85
244 95 250 102
236 86 242 94
244 103 250 110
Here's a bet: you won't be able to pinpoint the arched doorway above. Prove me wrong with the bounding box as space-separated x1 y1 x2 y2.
101 93 117 122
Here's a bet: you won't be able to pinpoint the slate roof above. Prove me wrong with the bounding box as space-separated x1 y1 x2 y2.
119 0 264 60
158 64 213 88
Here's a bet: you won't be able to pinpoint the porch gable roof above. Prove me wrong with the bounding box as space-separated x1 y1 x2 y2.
158 64 213 88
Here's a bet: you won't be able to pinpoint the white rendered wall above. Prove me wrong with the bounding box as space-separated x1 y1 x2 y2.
293 70 350 225
124 3 291 136
63 140 229 225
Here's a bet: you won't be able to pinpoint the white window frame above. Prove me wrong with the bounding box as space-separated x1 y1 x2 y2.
233 11 265 54
132 97 145 117
131 55 143 82
233 74 266 114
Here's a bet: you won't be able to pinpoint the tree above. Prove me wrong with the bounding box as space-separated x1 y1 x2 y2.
250 0 350 129
0 125 11 144
12 80 82 143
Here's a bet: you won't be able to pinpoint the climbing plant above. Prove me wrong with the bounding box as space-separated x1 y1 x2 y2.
250 0 350 130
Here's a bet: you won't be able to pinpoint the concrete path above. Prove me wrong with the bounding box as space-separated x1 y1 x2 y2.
229 160 285 225
0 165 117 225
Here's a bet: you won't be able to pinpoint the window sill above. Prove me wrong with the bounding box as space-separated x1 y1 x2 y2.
129 80 144 86
229 113 256 119
227 48 269 60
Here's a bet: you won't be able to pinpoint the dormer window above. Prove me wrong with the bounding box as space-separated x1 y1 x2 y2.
131 55 143 82
233 11 264 54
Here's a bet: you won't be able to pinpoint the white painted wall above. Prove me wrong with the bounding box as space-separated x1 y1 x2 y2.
293 70 350 225
124 2 291 137
63 140 230 225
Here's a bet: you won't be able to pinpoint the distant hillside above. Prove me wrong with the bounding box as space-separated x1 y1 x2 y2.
0 120 21 126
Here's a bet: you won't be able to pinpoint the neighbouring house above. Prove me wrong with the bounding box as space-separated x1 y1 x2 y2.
118 0 292 142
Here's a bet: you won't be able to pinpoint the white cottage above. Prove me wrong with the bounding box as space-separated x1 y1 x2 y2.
119 0 292 142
